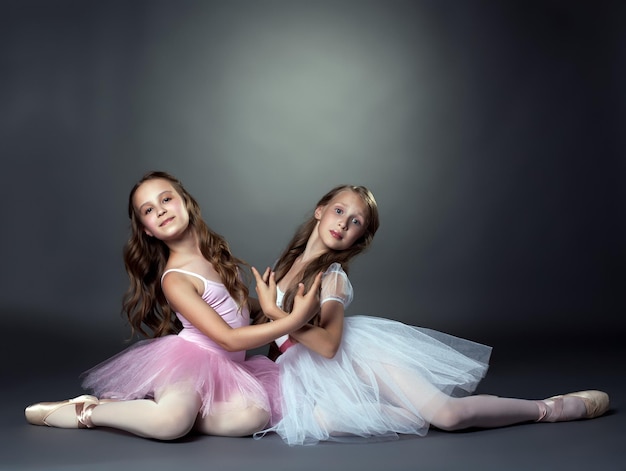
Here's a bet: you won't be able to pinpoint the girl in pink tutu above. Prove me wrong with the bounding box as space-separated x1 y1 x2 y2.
25 171 321 440
251 184 610 446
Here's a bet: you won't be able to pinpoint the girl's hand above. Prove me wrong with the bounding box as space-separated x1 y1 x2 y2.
290 271 323 323
251 266 279 318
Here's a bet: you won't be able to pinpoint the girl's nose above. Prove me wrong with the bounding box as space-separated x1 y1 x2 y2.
157 207 167 217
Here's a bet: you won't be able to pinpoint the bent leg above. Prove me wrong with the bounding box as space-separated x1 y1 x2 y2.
89 386 202 440
194 394 270 437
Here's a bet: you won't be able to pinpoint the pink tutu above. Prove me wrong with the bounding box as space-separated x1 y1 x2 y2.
81 334 281 421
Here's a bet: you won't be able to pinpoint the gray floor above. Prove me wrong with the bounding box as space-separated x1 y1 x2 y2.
2 332 624 471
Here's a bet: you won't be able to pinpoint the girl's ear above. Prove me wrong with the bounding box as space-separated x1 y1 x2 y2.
314 205 323 220
143 227 154 237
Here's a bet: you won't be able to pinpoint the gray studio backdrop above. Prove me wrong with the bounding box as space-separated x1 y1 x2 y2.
2 1 624 356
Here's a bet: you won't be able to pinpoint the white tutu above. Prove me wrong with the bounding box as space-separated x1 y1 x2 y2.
258 315 492 446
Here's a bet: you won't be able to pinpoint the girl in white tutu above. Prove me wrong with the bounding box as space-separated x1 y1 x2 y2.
252 184 610 446
25 171 321 440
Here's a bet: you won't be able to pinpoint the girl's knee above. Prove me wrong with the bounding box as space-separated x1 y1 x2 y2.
196 405 270 437
238 405 271 434
150 407 197 440
430 403 467 432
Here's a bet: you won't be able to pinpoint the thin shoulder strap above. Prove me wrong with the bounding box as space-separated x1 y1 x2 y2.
161 268 208 284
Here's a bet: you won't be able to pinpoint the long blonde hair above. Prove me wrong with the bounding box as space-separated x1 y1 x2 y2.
256 184 379 326
122 171 249 338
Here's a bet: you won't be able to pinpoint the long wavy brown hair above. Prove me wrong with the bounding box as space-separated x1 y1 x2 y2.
255 184 379 327
122 171 249 338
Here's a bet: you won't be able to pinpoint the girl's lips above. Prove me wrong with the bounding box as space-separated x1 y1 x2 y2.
160 217 174 227
330 230 343 240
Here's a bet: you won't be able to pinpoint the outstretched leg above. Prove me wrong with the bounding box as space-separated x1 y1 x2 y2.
428 390 612 431
428 395 543 430
374 364 608 432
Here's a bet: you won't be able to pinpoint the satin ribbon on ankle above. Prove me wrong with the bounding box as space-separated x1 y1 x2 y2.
77 402 97 428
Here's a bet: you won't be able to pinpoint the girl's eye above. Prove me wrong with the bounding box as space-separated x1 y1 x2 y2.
163 196 172 203
352 218 361 226
144 207 153 215
335 208 343 214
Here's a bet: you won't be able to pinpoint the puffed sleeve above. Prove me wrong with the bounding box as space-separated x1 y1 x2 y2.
320 263 353 308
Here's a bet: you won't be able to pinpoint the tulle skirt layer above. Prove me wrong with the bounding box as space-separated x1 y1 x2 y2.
259 315 492 445
81 335 280 420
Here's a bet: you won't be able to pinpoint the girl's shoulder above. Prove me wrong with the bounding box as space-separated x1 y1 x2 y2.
324 262 347 276
162 268 209 283
323 263 351 287
163 257 223 285
320 262 353 306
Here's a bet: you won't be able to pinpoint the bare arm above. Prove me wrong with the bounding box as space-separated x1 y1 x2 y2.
161 271 322 352
286 300 344 359
253 267 344 359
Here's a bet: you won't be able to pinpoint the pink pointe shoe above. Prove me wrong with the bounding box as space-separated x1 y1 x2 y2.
25 395 99 428
537 390 610 422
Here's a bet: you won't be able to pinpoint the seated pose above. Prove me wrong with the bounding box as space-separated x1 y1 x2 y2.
25 171 321 440
251 184 610 446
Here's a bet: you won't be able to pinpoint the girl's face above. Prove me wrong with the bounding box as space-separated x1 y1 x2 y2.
314 190 368 251
133 178 190 241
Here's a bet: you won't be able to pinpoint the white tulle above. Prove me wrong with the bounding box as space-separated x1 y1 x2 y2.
258 315 491 445
255 263 492 445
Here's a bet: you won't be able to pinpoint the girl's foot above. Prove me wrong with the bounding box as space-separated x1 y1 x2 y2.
536 390 609 422
25 395 99 428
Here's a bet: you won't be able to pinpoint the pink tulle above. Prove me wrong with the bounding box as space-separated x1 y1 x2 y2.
81 335 280 420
